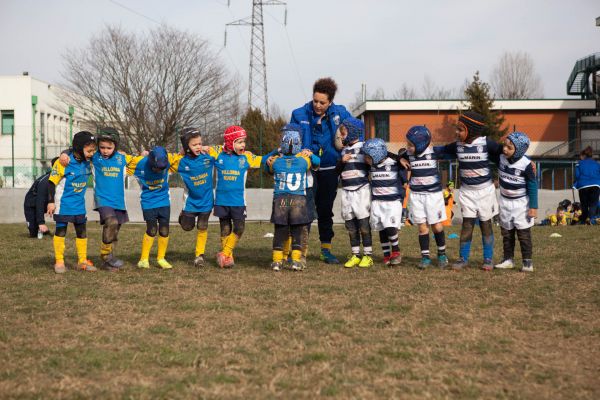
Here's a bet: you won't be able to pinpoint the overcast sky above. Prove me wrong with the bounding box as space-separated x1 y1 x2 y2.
1 0 599 115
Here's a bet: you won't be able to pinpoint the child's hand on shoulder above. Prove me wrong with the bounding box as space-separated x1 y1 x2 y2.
140 150 149 157
47 203 55 216
300 149 313 158
342 154 352 163
118 150 127 155
266 156 276 167
399 158 410 170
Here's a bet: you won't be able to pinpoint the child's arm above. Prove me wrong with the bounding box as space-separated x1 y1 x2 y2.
126 155 145 176
524 163 538 218
168 153 184 173
433 143 458 160
47 160 65 216
243 151 264 169
486 137 503 164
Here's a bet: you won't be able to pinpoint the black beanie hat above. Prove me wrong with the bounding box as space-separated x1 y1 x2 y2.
72 131 96 158
458 111 486 140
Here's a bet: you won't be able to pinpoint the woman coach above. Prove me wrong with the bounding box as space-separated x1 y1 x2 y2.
290 77 352 264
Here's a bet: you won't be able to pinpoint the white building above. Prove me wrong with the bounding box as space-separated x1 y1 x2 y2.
0 74 86 187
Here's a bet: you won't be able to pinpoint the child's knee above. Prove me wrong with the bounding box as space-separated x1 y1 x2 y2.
196 214 209 231
418 223 429 235
232 219 245 237
179 213 196 231
103 217 119 243
146 221 158 237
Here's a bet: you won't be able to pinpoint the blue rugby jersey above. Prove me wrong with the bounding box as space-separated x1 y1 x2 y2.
127 154 177 210
498 154 537 208
49 155 92 215
339 141 369 191
407 147 442 193
91 151 132 210
270 155 312 196
370 157 406 201
170 153 215 213
435 136 502 190
212 147 263 207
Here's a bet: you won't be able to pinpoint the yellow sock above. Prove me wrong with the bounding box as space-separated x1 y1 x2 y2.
140 234 155 261
321 243 332 251
291 249 302 262
196 230 208 257
157 235 169 260
272 250 284 262
220 236 227 250
53 235 66 263
75 238 88 264
100 242 112 257
282 236 292 259
223 233 239 257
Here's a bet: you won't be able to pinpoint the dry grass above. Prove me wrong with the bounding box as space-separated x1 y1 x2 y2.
1 222 599 399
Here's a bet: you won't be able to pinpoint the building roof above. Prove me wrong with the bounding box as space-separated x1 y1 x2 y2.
354 99 597 116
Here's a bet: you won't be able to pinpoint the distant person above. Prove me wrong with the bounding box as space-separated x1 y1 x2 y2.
573 146 600 224
291 77 352 264
549 207 567 226
23 157 58 238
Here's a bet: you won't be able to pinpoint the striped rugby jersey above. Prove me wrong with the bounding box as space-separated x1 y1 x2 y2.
407 147 442 193
340 141 369 191
370 157 407 201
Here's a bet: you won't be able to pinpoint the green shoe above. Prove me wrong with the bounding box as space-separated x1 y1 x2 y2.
137 259 150 269
344 255 361 268
320 249 340 264
157 259 173 270
358 255 374 268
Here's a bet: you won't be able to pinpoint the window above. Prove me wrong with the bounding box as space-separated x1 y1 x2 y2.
1 110 14 135
3 166 13 176
374 112 390 141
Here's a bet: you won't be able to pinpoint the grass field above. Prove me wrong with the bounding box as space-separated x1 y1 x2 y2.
1 222 599 399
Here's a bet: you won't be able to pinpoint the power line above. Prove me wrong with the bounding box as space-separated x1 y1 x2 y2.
107 0 161 25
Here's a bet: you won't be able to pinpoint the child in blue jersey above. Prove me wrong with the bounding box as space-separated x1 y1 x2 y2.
362 138 407 267
206 125 265 268
434 111 503 271
494 132 537 272
128 146 178 270
402 126 449 269
335 117 373 268
267 125 316 271
171 127 215 268
58 127 135 271
47 131 97 274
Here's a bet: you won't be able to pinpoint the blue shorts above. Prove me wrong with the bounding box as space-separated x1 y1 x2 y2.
142 206 170 224
97 207 129 225
213 205 246 220
54 214 87 225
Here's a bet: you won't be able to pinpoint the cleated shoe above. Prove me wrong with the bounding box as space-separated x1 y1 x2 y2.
344 255 361 268
102 253 124 271
389 251 402 266
137 259 150 269
157 259 173 270
291 260 305 271
54 262 66 274
521 259 534 272
271 261 283 272
481 259 494 271
224 255 235 268
78 260 97 272
358 255 374 268
437 254 449 269
494 258 514 270
383 255 391 266
216 252 228 268
194 255 205 268
418 257 432 270
320 249 340 264
452 257 468 271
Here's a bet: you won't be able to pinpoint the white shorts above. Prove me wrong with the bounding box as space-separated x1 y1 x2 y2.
458 185 498 221
341 185 371 221
370 199 403 231
498 195 534 230
409 191 447 225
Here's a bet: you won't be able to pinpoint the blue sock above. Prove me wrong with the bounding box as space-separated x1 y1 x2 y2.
482 233 494 260
459 241 471 261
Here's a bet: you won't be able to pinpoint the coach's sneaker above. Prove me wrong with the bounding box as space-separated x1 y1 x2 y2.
77 260 97 272
418 257 432 270
521 259 534 272
389 251 402 266
157 258 173 270
194 255 205 268
452 257 468 271
102 253 124 270
137 259 150 269
54 262 66 274
437 254 449 269
358 255 374 268
271 261 283 272
494 258 514 270
320 249 340 264
344 255 361 268
481 258 494 271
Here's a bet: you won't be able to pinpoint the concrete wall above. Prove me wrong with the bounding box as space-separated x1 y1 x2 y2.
1 187 578 225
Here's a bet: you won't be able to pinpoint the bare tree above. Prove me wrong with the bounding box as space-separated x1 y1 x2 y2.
422 75 455 100
393 83 418 100
60 25 240 152
491 51 544 99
